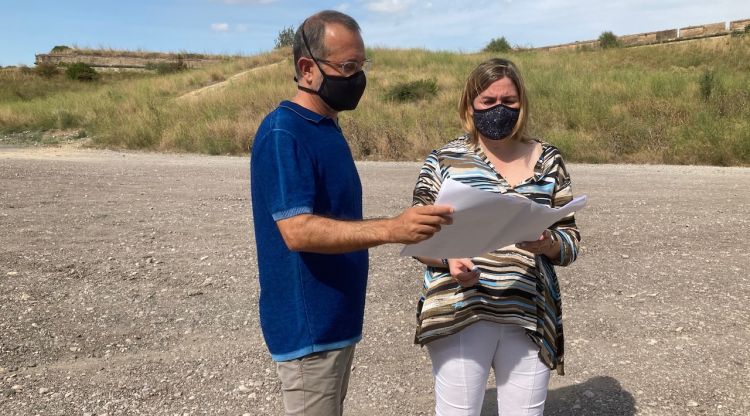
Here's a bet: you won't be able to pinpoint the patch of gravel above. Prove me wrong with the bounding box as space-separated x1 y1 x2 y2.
1 147 748 415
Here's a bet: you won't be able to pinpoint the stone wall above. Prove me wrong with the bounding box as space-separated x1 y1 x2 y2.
536 18 747 52
679 22 726 38
35 52 226 71
730 19 750 31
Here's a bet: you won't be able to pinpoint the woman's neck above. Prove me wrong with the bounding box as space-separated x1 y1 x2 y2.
479 137 529 162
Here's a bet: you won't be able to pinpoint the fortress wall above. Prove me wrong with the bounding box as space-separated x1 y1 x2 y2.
35 53 225 70
730 19 750 31
536 18 746 52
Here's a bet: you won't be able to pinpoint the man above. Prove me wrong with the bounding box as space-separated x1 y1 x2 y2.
249 10 453 416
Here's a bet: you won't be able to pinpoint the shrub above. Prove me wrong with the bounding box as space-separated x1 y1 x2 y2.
146 57 187 74
275 26 295 49
698 69 715 101
385 78 438 102
51 45 71 53
65 62 99 81
34 62 60 78
484 37 511 53
599 31 620 49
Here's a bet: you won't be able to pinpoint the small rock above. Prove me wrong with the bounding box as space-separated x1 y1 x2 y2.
6 271 18 276
583 390 595 399
237 385 250 393
11 385 22 390
687 400 699 407
675 326 684 332
200 256 209 261
39 387 50 394
648 339 658 345
248 392 257 400
187 290 204 297
621 254 630 259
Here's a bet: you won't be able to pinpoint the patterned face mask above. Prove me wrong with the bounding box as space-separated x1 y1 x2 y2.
472 103 520 140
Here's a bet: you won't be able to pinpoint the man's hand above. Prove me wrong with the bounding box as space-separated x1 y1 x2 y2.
388 205 453 244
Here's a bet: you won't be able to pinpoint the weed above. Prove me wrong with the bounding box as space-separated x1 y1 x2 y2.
698 69 715 101
385 79 438 102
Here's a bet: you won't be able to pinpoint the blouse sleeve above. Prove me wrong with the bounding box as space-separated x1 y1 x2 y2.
549 155 581 266
412 150 443 207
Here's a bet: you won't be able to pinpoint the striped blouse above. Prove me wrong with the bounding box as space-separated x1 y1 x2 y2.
411 135 581 375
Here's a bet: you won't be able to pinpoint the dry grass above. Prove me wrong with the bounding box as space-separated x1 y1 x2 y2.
2 38 750 165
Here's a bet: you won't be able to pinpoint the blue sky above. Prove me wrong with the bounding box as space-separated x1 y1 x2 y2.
2 0 750 66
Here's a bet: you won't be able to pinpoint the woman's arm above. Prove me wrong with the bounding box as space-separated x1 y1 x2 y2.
547 156 581 266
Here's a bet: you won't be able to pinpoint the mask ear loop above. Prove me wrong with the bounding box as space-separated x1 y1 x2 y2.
294 20 326 84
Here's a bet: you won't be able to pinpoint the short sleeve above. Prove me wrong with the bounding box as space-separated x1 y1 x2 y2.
412 150 443 207
251 129 316 221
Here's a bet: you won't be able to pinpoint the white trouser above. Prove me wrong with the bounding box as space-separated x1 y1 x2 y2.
426 321 551 416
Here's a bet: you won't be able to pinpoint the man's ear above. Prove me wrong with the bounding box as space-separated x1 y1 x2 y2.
297 57 315 85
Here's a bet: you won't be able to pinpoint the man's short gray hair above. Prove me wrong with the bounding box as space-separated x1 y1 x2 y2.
293 10 361 77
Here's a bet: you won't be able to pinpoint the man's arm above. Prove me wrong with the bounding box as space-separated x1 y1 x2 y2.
277 205 453 254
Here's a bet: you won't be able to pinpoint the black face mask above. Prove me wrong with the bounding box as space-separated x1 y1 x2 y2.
472 103 520 140
296 26 366 112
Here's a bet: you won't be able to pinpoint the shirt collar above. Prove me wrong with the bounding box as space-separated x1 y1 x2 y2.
279 100 328 124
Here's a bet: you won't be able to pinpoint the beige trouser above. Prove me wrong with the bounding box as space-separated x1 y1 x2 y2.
276 344 356 416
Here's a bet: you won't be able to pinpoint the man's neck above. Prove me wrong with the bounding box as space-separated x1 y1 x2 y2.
291 90 338 120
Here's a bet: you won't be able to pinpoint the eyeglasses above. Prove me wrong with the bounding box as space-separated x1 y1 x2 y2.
314 57 372 75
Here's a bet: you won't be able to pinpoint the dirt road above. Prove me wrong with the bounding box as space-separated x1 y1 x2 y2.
1 146 748 415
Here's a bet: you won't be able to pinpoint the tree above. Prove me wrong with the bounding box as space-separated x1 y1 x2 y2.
275 26 295 49
484 37 511 53
598 31 620 49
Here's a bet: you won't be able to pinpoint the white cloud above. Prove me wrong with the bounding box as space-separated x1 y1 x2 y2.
337 3 351 12
211 23 230 32
366 0 416 14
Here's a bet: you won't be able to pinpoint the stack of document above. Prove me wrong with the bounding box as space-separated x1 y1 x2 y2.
401 178 587 258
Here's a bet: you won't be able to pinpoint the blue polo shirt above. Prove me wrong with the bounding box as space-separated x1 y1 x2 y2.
250 100 369 362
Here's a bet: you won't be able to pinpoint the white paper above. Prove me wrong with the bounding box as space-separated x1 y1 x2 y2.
400 178 587 258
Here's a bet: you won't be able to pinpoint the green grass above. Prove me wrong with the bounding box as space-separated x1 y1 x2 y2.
1 37 749 165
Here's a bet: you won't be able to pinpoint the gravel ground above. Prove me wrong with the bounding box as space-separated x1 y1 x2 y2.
1 145 748 416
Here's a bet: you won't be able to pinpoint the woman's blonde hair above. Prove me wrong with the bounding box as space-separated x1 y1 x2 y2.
458 58 530 145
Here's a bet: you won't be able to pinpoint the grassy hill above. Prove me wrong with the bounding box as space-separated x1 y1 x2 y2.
1 36 749 165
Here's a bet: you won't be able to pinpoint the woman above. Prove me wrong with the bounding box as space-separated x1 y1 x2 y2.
412 58 581 416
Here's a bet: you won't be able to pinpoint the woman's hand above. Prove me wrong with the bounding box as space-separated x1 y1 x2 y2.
448 258 481 288
516 229 559 259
